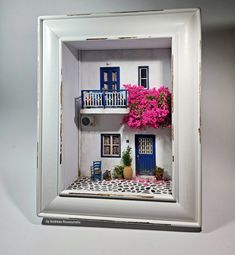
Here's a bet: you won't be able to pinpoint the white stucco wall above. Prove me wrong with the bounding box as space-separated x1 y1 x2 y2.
79 48 172 177
1 1 235 255
80 48 171 90
80 116 172 177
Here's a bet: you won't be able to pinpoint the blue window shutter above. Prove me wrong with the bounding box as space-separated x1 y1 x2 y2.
100 67 120 90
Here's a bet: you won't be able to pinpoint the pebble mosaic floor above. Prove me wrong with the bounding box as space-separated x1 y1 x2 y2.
62 177 172 199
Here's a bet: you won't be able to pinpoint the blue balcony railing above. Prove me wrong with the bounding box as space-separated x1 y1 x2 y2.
81 90 128 109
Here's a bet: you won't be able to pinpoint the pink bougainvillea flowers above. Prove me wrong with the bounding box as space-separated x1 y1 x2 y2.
123 84 171 129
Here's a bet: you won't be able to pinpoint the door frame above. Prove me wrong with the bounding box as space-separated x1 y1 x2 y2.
135 134 156 176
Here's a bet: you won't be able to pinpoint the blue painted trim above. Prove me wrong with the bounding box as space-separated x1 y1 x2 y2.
138 66 149 89
102 91 106 108
101 133 121 158
100 67 120 91
82 89 127 92
116 67 120 91
100 67 104 91
81 91 84 109
125 89 128 106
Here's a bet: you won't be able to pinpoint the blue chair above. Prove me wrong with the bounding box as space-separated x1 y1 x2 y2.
91 161 102 181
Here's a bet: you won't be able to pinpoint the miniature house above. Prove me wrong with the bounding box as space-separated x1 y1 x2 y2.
59 38 173 200
38 9 201 231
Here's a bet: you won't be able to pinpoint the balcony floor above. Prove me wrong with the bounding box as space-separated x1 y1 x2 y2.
80 108 129 114
60 177 173 201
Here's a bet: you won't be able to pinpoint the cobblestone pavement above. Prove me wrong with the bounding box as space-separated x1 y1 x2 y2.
65 177 172 197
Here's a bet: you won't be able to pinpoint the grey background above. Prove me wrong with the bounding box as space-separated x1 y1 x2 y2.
0 0 235 254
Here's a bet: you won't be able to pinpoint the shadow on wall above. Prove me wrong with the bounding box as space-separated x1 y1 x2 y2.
74 97 80 129
202 26 235 232
80 114 124 132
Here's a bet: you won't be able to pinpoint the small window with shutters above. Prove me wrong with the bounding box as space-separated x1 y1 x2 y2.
100 67 120 91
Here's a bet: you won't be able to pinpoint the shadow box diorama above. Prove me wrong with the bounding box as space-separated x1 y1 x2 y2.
37 9 201 231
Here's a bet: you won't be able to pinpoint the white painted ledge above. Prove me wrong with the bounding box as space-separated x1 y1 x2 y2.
60 189 174 202
80 108 130 114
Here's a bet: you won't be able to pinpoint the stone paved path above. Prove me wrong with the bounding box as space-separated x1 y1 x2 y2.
63 177 172 198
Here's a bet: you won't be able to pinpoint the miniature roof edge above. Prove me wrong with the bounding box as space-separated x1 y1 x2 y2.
37 8 200 22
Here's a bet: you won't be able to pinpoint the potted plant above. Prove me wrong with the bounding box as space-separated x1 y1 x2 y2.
122 146 133 180
155 166 164 180
113 165 124 179
103 169 112 181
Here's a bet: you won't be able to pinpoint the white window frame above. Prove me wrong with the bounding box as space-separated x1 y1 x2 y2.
37 9 201 231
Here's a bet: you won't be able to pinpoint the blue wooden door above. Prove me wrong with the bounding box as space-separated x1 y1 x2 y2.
100 67 120 91
135 135 156 176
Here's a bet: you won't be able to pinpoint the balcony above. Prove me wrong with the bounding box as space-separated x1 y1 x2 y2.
80 89 129 114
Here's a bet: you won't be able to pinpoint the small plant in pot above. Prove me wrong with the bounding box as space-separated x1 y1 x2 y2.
113 165 124 179
155 166 164 180
122 146 133 180
103 169 112 181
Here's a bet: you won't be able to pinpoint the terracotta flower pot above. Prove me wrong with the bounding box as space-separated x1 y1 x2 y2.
123 166 132 180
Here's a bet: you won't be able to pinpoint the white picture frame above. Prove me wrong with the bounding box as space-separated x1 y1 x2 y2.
37 9 201 231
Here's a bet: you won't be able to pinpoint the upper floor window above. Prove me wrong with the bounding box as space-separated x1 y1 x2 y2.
100 67 120 91
138 66 149 88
